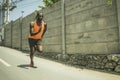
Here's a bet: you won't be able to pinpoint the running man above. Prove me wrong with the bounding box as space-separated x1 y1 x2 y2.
28 12 47 67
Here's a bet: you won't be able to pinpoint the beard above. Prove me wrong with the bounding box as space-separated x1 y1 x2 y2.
37 18 42 26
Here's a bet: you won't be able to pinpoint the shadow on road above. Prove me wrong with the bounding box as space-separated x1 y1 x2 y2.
17 64 37 69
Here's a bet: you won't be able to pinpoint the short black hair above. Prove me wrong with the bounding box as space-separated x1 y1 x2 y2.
37 12 43 17
35 12 43 20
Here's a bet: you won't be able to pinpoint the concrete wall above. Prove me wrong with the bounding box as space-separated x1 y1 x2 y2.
42 1 62 53
3 0 120 54
65 0 118 54
116 0 120 50
4 23 12 47
12 19 21 49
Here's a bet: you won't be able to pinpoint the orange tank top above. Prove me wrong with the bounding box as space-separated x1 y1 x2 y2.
29 20 44 39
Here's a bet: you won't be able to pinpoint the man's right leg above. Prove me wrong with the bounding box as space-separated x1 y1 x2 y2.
28 38 35 67
30 47 35 67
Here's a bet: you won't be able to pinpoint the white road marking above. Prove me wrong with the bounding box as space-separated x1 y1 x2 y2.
0 58 11 67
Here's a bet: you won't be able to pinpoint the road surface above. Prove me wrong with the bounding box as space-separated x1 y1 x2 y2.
0 46 120 80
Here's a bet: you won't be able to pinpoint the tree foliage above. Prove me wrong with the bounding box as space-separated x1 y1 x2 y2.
41 0 113 7
107 0 112 5
42 0 60 7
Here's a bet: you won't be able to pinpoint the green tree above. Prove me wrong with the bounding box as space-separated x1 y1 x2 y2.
41 0 113 7
42 0 60 7
107 0 112 5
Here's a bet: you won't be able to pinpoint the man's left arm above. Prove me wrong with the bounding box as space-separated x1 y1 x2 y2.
41 23 47 38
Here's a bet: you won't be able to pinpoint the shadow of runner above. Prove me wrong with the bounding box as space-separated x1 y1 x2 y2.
17 64 37 69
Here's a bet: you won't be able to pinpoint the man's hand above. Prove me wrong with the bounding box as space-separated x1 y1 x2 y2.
30 22 34 27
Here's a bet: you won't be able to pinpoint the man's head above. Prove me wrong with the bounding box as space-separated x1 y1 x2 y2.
37 12 43 20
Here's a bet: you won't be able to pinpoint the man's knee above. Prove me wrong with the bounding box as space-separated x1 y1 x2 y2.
37 49 43 53
37 46 43 52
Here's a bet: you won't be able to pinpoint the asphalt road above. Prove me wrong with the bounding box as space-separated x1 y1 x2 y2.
0 46 120 80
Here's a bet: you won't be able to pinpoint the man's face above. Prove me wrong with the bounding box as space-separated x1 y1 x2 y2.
38 15 43 20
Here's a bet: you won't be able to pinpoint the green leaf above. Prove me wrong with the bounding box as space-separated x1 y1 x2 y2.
107 0 112 5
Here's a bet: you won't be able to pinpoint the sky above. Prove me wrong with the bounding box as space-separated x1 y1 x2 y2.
0 0 44 21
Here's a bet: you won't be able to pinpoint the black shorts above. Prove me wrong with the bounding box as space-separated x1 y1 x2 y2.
28 38 41 47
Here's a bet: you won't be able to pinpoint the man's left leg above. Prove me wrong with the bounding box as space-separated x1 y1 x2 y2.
36 39 43 53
